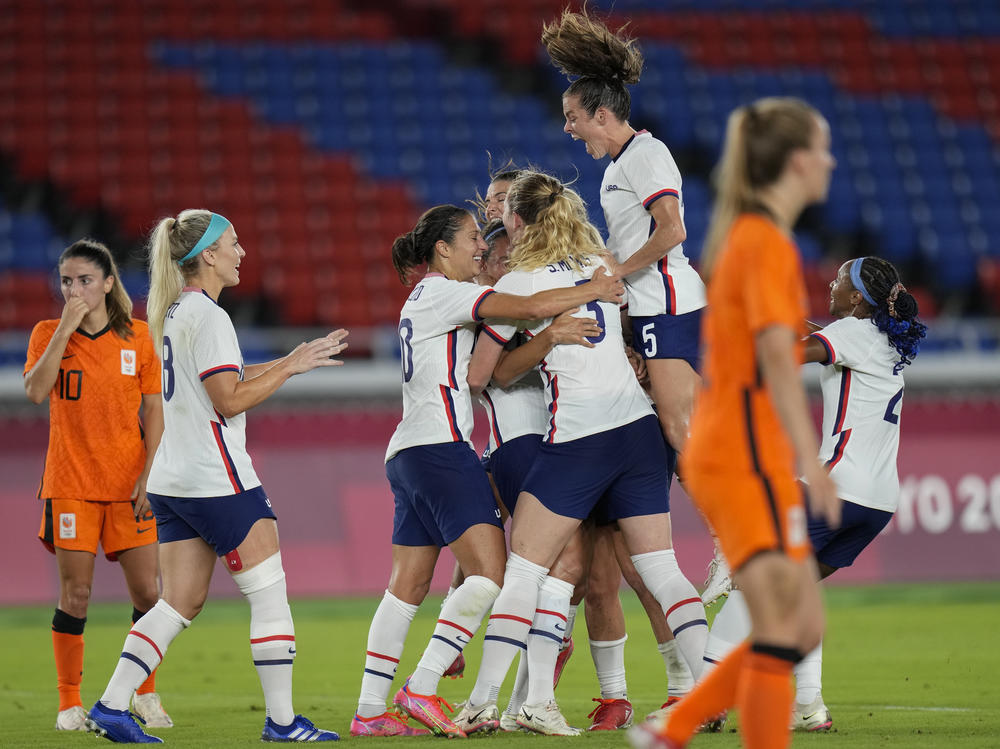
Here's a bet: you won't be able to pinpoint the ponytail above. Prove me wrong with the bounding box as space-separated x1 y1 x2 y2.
391 205 469 285
702 97 818 277
853 256 927 374
147 209 213 350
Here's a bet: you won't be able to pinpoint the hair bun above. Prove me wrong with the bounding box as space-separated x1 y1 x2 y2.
892 291 918 319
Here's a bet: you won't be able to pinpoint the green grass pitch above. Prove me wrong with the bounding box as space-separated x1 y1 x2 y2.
1 582 997 748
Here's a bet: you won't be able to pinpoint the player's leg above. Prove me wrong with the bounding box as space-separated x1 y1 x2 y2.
644 358 699 453
53 545 95 730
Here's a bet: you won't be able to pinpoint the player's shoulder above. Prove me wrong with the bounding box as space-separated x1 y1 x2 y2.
29 319 60 340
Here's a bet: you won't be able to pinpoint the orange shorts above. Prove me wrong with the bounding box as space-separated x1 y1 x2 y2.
39 498 157 562
683 467 810 571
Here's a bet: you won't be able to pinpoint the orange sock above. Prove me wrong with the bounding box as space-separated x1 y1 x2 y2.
52 631 84 711
663 641 749 745
736 647 796 749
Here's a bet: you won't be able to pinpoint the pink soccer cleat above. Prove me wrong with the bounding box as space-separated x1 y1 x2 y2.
350 711 431 737
553 636 574 688
587 697 634 730
392 678 467 738
443 653 466 679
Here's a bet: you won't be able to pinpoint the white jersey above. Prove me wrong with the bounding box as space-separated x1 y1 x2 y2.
484 258 653 443
601 130 706 317
147 289 261 497
811 316 904 512
386 274 496 462
477 335 548 454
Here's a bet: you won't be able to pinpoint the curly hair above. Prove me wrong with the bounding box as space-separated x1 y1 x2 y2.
854 256 928 374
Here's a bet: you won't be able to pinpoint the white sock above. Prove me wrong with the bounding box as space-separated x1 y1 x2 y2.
440 586 458 612
794 641 823 705
506 653 528 715
233 553 297 725
657 639 694 697
467 554 548 707
590 636 628 699
100 599 189 710
408 575 500 695
703 589 750 677
525 576 574 706
357 590 418 718
562 603 579 649
631 549 708 681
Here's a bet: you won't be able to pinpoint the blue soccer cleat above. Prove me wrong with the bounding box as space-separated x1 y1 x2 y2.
85 701 163 743
262 714 340 742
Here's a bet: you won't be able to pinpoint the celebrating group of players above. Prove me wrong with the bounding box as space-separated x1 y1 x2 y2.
25 7 926 747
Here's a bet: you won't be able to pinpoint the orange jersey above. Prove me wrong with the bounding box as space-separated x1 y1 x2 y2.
685 213 807 477
25 319 161 501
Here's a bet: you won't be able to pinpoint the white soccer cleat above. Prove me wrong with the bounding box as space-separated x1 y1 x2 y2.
500 712 524 732
517 700 582 736
791 695 832 731
454 701 500 734
55 705 89 731
132 692 174 728
701 549 731 605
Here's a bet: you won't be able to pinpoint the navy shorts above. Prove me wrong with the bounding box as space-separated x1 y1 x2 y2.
488 433 543 515
387 442 503 547
522 415 669 521
631 308 703 371
807 498 893 569
148 486 276 557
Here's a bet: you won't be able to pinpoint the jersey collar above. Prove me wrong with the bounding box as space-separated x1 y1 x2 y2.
610 129 649 163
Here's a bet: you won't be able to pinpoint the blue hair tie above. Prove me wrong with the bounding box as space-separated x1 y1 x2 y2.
177 213 231 265
849 257 876 306
484 225 507 243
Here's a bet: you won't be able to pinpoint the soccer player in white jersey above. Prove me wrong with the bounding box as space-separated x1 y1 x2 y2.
697 256 927 734
84 210 347 744
352 205 623 738
458 171 707 736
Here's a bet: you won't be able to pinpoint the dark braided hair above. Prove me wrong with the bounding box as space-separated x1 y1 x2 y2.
391 205 469 285
854 256 927 374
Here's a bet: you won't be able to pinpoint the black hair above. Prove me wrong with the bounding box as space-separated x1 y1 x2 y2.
855 257 927 374
391 205 470 285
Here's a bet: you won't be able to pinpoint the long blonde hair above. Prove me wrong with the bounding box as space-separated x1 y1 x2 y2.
702 97 819 277
146 209 214 349
506 171 606 272
58 239 134 341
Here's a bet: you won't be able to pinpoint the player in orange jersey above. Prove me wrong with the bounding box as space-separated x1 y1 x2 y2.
24 239 168 731
628 98 840 749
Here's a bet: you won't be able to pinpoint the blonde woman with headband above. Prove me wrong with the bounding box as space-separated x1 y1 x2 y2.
85 210 347 744
24 240 169 732
629 97 840 749
460 172 706 735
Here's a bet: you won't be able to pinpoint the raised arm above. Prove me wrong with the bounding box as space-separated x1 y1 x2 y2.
23 299 89 404
803 332 830 364
756 324 840 527
203 329 348 418
477 266 622 321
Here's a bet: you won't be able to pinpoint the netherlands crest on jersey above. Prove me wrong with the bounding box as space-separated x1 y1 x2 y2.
121 349 136 376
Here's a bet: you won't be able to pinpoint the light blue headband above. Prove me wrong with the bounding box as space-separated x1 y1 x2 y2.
484 225 507 243
849 257 876 306
177 213 231 265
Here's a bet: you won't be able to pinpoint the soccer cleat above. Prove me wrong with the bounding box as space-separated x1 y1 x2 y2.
55 704 89 731
553 636 575 688
792 696 833 732
499 713 524 732
85 701 163 744
645 695 682 724
701 549 731 606
262 714 339 742
587 697 634 730
516 700 581 736
392 677 466 738
626 721 683 749
443 653 466 679
350 711 431 737
701 712 727 733
132 692 174 728
454 701 500 734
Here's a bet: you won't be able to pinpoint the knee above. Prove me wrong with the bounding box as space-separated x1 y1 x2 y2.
388 572 432 606
798 607 825 653
620 563 647 595
549 555 585 587
60 580 92 616
131 584 161 612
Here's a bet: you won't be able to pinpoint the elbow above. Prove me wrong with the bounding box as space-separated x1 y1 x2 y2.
25 387 45 405
467 375 487 397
